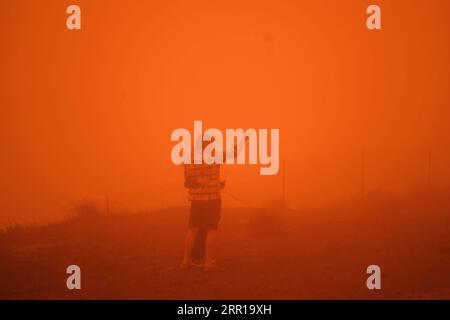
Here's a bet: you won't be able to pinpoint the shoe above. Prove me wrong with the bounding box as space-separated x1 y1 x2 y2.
179 262 193 270
203 263 224 272
190 259 205 268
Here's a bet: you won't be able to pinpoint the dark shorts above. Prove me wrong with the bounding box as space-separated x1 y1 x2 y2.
188 199 222 230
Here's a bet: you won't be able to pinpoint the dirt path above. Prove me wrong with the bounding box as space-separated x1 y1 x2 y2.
1 204 450 299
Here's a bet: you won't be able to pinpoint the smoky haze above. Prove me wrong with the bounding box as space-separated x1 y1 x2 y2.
1 0 450 228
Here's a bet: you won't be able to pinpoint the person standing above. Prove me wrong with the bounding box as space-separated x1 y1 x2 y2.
180 137 246 271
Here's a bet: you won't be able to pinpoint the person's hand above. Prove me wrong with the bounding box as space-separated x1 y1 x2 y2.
233 137 248 155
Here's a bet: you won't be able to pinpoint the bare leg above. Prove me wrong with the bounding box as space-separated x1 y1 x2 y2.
205 230 218 267
181 228 199 266
191 228 207 264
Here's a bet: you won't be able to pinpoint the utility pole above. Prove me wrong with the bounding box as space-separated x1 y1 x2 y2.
427 149 432 188
361 149 366 199
105 193 110 215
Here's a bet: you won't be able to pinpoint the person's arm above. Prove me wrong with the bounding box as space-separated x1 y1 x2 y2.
223 136 248 161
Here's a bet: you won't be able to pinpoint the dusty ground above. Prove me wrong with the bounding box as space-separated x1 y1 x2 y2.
1 194 450 299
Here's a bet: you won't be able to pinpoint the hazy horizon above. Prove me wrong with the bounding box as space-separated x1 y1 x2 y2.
1 0 450 228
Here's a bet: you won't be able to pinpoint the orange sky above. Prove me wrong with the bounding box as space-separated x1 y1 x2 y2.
1 0 450 227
